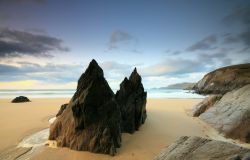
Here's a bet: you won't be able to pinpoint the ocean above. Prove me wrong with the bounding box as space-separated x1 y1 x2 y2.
0 89 204 99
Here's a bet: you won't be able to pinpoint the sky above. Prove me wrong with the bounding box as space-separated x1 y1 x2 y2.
0 0 250 90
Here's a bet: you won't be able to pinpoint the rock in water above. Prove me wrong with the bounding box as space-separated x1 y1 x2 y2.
200 84 250 143
154 136 250 160
56 103 68 117
115 68 147 133
49 59 121 155
11 96 30 103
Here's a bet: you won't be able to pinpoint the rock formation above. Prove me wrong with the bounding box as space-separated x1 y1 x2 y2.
49 60 121 155
56 103 68 117
192 95 222 117
193 63 250 95
154 136 250 160
115 68 147 133
191 63 250 143
200 84 250 142
11 96 30 103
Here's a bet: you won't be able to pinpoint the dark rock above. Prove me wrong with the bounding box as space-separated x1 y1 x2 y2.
11 96 30 103
56 103 68 117
49 59 121 155
154 136 250 160
115 68 147 133
193 63 250 95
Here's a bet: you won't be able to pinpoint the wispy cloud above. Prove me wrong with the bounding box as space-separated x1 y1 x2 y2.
107 30 140 53
0 62 81 82
0 27 69 58
186 35 217 51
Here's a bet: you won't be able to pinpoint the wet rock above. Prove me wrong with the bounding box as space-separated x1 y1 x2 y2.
49 59 121 155
115 68 147 133
56 103 68 117
11 96 30 103
154 136 250 160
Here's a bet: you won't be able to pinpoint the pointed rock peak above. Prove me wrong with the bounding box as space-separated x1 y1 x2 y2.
129 67 141 83
85 59 103 77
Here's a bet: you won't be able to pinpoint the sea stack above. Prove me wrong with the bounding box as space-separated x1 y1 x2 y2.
115 68 147 133
49 60 121 155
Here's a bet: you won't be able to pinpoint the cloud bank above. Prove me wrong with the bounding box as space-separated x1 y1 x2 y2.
0 28 69 58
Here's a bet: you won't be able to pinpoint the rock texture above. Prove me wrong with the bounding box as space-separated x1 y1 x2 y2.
200 84 250 142
11 96 30 103
192 95 222 117
154 136 250 160
56 103 68 117
115 68 147 133
49 60 121 155
193 63 250 95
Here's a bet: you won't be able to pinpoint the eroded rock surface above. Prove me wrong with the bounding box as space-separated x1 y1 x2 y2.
49 60 121 155
192 95 222 117
193 63 250 95
154 136 250 160
115 68 147 133
200 84 250 142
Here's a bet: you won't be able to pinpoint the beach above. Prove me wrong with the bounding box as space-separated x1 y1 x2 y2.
0 98 210 160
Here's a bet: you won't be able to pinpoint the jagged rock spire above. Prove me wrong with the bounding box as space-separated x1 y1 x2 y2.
116 68 147 133
49 59 121 155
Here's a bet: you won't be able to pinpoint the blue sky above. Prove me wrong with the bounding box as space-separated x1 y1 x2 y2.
0 0 250 89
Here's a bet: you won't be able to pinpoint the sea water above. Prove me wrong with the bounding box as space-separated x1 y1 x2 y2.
0 89 204 99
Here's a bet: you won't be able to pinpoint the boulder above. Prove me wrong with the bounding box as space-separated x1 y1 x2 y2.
49 59 121 155
193 63 250 95
192 95 222 117
11 96 30 103
56 103 68 117
154 136 250 160
200 84 250 142
115 68 147 133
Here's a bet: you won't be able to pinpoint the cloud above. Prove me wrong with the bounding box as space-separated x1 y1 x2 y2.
0 28 69 58
186 35 217 51
222 5 250 50
107 30 140 53
0 62 82 82
140 58 207 77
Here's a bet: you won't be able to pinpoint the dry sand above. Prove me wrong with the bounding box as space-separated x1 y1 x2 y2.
0 98 208 160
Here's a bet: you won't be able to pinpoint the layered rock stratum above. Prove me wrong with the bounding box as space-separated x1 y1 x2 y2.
192 63 250 143
154 136 250 160
193 63 250 95
200 84 250 143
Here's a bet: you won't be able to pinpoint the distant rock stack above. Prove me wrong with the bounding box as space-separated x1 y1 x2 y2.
115 68 147 133
49 60 122 155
